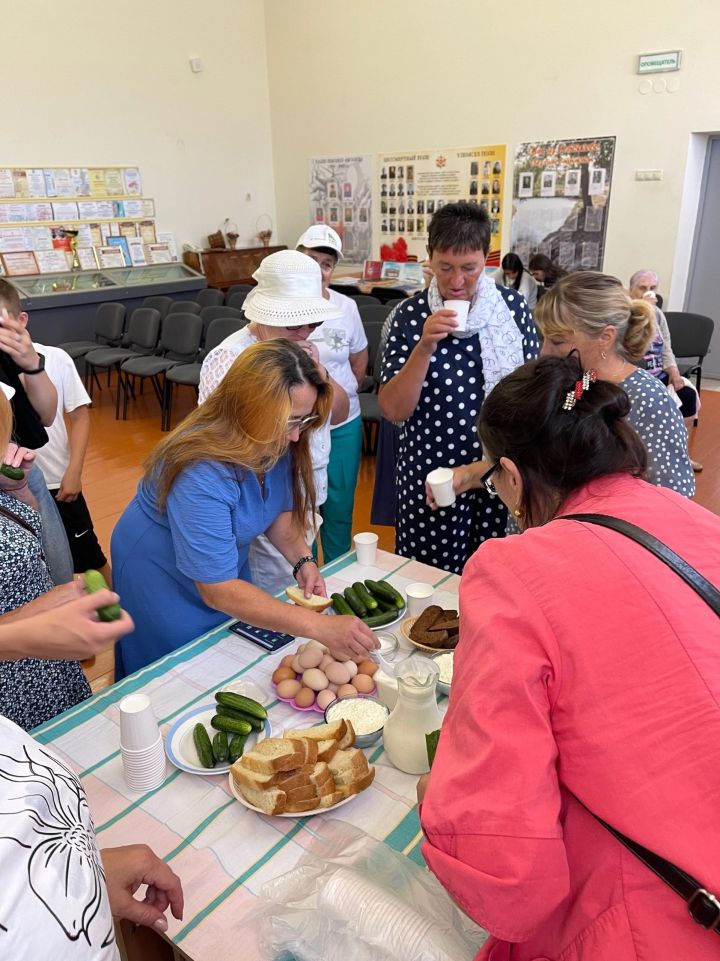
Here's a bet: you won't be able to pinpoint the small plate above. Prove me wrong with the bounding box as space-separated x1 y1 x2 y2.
228 770 361 817
399 616 458 654
165 703 271 776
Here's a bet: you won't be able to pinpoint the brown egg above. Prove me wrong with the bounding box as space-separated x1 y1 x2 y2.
316 689 337 711
272 665 297 685
276 678 302 699
291 655 303 674
302 667 329 691
356 659 378 677
298 647 324 670
352 673 375 694
294 687 316 709
280 654 296 669
337 683 357 699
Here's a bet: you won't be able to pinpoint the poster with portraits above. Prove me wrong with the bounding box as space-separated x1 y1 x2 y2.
510 136 616 271
374 145 506 265
308 154 373 263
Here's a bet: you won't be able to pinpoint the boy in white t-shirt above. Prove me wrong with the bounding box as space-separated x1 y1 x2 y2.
32 343 110 582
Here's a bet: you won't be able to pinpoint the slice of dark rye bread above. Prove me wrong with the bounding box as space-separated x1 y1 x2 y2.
410 605 444 636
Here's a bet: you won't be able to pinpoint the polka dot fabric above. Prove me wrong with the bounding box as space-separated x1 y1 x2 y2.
622 368 695 497
381 288 539 573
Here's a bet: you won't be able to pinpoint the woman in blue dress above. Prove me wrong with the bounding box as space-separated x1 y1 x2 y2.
379 202 539 574
112 340 377 678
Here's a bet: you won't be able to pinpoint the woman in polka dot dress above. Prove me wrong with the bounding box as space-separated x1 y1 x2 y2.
535 271 695 497
379 203 539 574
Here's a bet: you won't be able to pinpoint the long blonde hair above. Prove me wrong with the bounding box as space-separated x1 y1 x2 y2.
144 339 332 526
535 271 655 363
0 393 12 448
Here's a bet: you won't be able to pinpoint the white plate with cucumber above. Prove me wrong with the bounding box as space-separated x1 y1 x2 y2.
329 578 406 630
165 701 271 776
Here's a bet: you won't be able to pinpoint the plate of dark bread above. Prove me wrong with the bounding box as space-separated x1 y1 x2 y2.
400 606 460 652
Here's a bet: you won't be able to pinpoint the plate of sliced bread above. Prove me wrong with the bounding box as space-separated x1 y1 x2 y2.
400 606 460 652
228 718 375 816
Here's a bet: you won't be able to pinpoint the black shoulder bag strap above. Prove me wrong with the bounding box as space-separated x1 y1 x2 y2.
559 512 720 936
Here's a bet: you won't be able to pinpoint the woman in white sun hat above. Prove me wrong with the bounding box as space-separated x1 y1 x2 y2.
198 249 349 595
296 225 368 561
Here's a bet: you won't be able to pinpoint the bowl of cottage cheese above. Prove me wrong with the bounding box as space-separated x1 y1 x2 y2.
324 694 390 747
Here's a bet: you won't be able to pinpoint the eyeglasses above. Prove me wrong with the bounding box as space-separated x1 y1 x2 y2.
287 413 319 432
479 461 500 496
288 321 323 331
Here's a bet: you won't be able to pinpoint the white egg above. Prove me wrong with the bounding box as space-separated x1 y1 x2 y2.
345 661 358 678
316 689 337 711
291 655 302 674
325 661 352 685
302 668 330 691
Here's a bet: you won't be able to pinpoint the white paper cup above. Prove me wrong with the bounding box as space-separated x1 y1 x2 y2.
406 582 435 617
354 531 378 565
443 299 470 332
426 467 456 508
119 693 160 751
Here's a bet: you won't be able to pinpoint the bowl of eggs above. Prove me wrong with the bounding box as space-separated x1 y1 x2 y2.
271 640 379 713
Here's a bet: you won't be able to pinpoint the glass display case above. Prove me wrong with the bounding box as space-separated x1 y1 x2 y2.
12 263 200 297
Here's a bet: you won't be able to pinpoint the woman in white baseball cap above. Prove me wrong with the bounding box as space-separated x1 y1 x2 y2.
198 249 349 594
296 225 369 562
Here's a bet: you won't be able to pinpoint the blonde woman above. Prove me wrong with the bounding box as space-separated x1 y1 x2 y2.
112 340 377 678
536 271 694 496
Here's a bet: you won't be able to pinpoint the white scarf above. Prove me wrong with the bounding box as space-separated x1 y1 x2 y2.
427 272 525 395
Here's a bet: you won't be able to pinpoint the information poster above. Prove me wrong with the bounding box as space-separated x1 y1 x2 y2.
308 154 373 263
374 144 506 265
510 136 616 271
0 165 159 275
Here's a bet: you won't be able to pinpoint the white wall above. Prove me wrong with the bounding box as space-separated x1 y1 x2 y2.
265 0 720 299
2 0 276 250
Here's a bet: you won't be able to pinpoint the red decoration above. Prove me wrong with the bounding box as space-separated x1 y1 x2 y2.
379 237 409 262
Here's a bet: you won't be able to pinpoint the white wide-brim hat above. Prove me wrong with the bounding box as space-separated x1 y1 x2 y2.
296 224 343 259
243 250 343 327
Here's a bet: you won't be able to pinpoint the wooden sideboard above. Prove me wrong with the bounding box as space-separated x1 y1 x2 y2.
183 245 286 290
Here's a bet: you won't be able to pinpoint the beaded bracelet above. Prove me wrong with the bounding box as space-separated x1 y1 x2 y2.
292 555 317 579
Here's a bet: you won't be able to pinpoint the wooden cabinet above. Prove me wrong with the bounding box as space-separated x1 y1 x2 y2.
183 245 286 290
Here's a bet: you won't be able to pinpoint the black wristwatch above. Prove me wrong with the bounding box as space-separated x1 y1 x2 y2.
20 353 45 375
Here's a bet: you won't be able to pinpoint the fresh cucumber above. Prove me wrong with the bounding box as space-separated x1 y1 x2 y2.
212 731 228 764
84 569 122 622
214 703 263 731
193 723 215 768
331 592 354 616
210 713 253 736
0 464 24 481
362 609 402 629
228 732 249 763
343 585 368 618
365 579 405 610
215 690 267 721
353 581 378 611
373 596 396 614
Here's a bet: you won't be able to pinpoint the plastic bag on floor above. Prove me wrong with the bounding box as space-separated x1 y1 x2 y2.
249 818 487 961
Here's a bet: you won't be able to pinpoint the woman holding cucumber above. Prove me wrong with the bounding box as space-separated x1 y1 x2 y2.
112 340 378 679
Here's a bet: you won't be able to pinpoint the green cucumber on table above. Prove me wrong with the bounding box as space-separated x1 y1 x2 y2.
365 579 405 609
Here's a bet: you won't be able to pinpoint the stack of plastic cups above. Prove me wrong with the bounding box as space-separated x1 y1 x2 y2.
119 693 166 792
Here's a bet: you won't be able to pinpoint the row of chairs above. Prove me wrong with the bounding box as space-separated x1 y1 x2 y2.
59 301 246 429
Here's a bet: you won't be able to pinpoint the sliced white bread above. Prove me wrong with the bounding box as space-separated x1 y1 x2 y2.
232 764 311 795
285 783 318 804
297 737 318 766
328 747 369 786
337 719 356 750
238 784 287 815
316 738 339 762
319 789 344 808
285 796 323 814
336 766 375 800
284 719 347 744
285 585 334 611
240 738 304 775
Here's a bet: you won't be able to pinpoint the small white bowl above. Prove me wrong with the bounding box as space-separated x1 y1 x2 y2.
324 694 390 747
430 650 454 696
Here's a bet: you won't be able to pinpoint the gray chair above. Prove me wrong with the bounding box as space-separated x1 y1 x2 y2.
370 286 407 304
385 297 406 311
359 304 393 329
664 312 715 394
227 291 249 312
119 313 203 428
358 319 386 453
142 296 174 319
84 308 162 417
58 301 127 392
162 317 244 430
199 305 244 344
349 294 382 307
167 300 201 315
226 284 254 301
196 288 225 308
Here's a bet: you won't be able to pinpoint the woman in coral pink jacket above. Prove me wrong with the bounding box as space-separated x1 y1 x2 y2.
419 354 720 961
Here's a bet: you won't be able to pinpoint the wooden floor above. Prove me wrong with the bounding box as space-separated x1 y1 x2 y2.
80 376 720 692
